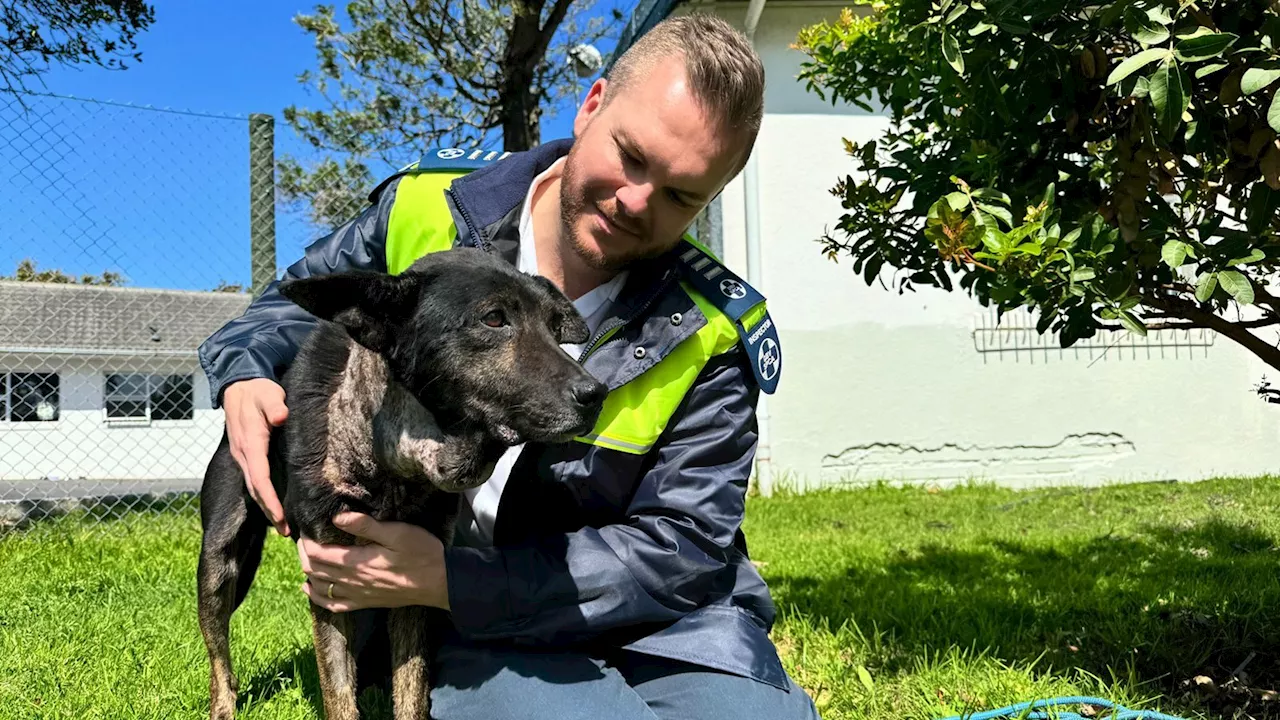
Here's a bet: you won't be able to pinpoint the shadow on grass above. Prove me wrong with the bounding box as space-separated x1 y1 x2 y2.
234 644 395 719
770 516 1280 714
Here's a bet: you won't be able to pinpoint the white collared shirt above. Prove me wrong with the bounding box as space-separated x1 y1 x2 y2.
456 157 628 546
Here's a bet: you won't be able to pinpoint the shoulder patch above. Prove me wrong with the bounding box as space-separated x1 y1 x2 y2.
402 147 513 172
370 147 511 203
674 239 782 394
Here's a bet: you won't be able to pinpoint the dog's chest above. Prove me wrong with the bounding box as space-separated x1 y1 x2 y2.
317 341 455 531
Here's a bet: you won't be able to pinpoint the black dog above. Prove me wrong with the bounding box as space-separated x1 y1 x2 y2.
196 247 607 720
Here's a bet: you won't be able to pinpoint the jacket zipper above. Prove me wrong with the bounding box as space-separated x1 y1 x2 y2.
577 271 675 363
447 187 491 252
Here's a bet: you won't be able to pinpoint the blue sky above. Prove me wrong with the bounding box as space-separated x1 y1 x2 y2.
0 0 632 291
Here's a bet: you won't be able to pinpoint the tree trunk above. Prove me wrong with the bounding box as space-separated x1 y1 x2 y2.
500 72 540 151
501 5 543 152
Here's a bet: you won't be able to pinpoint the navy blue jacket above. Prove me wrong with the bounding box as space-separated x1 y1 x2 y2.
197 138 791 690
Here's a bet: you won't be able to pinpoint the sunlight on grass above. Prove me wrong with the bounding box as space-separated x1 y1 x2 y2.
2 477 1279 719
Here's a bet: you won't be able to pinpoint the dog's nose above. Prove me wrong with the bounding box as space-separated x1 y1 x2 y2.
570 378 608 409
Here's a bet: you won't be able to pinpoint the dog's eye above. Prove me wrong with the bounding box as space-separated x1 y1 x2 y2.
482 310 507 328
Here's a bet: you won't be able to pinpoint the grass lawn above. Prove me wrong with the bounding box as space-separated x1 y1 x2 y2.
3 477 1280 719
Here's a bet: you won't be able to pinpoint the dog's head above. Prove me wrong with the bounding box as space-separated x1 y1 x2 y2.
278 247 608 447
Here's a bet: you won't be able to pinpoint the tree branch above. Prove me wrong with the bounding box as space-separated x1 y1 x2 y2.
533 0 576 70
1097 316 1280 332
1144 294 1280 371
1247 278 1280 316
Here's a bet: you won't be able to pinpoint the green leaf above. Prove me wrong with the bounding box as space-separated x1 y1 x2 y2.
1176 26 1214 41
996 16 1031 35
944 3 967 24
1218 270 1255 305
977 202 1014 227
1125 5 1170 45
1185 119 1201 143
1146 5 1173 25
1174 32 1237 62
1099 307 1119 320
969 21 994 36
1071 268 1097 282
1062 228 1082 247
1007 222 1042 246
1119 310 1147 335
942 30 964 74
944 191 969 210
1099 0 1128 27
1270 88 1280 133
1106 48 1171 86
1195 272 1218 302
1229 249 1266 265
1246 183 1280 235
982 66 1012 122
1242 66 1280 95
1149 58 1189 137
856 665 875 692
1161 239 1190 268
1195 62 1229 78
972 188 1011 205
981 226 1010 254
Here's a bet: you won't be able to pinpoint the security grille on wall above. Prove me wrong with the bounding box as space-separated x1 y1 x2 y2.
971 307 1216 364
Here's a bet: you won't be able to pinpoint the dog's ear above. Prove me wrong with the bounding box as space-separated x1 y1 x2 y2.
279 271 419 353
532 275 590 345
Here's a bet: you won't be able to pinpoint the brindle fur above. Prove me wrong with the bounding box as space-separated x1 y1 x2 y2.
196 248 607 720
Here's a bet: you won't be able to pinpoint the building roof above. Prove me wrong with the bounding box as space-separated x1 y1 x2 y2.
0 281 252 355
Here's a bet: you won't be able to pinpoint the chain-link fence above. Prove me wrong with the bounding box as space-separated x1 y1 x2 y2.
0 88 724 537
0 90 362 536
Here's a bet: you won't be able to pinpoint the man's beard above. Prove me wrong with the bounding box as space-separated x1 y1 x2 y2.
559 150 662 274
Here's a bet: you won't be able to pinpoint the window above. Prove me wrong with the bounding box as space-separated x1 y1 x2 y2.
105 373 193 421
1 372 60 422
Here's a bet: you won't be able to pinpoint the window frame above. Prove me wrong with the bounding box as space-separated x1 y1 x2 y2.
102 372 195 425
0 371 61 424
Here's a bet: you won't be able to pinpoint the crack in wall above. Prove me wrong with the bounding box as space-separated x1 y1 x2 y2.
820 432 1136 486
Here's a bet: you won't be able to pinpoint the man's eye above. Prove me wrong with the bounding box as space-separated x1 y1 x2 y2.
668 190 691 208
482 310 506 328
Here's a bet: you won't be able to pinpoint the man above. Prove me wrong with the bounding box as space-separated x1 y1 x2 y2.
198 13 818 720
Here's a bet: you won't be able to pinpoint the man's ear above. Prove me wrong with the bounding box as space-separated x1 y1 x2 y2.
278 271 419 353
532 275 590 345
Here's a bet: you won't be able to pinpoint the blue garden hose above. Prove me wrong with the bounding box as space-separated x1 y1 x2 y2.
936 695 1188 720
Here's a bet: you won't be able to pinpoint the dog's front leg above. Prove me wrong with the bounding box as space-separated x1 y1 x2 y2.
388 605 432 720
310 603 360 720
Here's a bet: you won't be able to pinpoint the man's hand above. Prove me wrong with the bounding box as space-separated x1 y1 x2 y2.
224 378 291 537
297 512 450 613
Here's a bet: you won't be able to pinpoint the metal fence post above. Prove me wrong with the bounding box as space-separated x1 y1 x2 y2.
249 113 276 297
694 195 724 259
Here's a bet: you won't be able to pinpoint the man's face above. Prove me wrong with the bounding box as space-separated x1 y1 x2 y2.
559 56 749 273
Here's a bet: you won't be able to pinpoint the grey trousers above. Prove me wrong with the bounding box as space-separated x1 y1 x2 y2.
426 640 823 720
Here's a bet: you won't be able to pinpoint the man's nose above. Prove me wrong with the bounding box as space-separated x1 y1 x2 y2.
616 183 653 218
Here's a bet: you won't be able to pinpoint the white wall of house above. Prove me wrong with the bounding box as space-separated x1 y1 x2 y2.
0 353 224 482
677 1 1280 491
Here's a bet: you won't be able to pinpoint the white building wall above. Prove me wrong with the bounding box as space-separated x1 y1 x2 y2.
0 354 225 482
680 1 1280 491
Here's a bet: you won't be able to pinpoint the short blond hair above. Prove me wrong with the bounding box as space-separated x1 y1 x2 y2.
605 14 765 150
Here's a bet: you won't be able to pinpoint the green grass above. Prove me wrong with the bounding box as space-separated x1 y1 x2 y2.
4 477 1280 719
